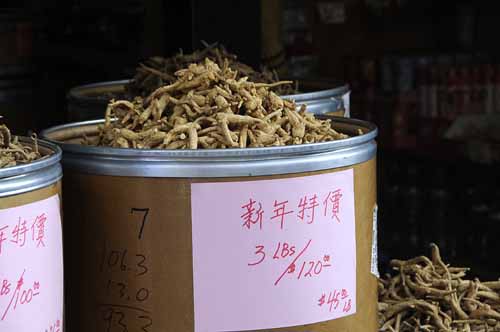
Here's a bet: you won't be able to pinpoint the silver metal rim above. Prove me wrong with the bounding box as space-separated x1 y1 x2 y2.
68 80 349 103
41 117 377 178
282 84 349 102
0 138 62 197
67 79 129 103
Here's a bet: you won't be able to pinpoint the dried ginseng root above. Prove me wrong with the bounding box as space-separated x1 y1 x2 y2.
379 244 500 332
0 120 43 168
91 58 348 150
125 41 298 98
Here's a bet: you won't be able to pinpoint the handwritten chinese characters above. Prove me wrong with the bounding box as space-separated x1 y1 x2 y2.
191 169 356 332
0 195 63 332
241 189 343 232
0 214 48 255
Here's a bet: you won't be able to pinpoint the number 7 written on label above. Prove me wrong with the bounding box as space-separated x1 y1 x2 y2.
130 208 150 240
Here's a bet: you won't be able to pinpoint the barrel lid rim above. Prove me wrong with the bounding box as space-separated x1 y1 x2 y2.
0 138 62 179
41 117 377 160
67 79 350 103
67 79 130 102
282 84 350 102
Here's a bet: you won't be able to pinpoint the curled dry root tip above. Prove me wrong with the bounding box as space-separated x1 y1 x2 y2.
125 43 298 97
379 244 500 332
0 122 43 168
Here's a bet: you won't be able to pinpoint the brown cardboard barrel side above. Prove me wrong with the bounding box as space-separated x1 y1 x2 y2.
62 159 376 332
0 181 61 209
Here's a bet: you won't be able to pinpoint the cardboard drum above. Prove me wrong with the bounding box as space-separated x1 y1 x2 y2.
0 139 63 332
43 117 377 332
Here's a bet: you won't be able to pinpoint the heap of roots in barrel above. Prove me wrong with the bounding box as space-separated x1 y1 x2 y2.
125 42 298 97
91 58 348 150
0 120 42 168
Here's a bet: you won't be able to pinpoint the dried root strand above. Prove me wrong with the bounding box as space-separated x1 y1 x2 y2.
92 58 348 150
379 244 500 332
0 122 43 168
125 42 298 97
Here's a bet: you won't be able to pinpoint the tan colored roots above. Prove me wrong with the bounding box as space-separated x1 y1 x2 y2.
379 244 500 332
125 41 298 98
91 58 347 150
0 123 42 168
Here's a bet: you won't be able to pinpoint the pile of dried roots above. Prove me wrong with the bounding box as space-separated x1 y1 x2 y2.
0 122 42 168
90 58 347 149
125 42 297 98
379 244 500 332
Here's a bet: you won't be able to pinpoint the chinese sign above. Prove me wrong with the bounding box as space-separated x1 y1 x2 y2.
0 195 63 332
191 169 356 332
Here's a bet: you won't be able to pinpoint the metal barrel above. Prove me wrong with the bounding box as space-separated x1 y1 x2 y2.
0 138 64 331
67 80 350 122
282 83 350 117
42 117 378 332
66 79 129 122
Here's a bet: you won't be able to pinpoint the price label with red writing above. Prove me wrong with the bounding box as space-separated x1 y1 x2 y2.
191 169 356 332
0 195 63 332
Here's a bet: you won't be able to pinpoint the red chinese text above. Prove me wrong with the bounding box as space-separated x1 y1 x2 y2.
0 226 7 255
323 189 343 222
241 199 264 230
32 213 47 248
270 200 293 230
297 195 319 224
0 212 48 256
11 218 28 247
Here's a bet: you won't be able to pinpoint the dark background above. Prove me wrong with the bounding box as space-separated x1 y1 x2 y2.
1 0 499 278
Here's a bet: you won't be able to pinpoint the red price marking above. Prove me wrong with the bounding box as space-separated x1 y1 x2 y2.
272 242 296 260
274 239 312 286
1 270 41 321
318 289 352 313
248 242 297 267
45 319 61 332
327 290 340 312
261 240 333 286
343 298 352 313
0 279 11 296
296 254 332 281
248 245 266 266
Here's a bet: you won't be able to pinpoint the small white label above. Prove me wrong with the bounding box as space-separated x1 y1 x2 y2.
371 204 379 278
342 91 351 118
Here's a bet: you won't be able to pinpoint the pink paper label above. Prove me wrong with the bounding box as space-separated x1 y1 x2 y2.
191 169 356 332
0 195 63 332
